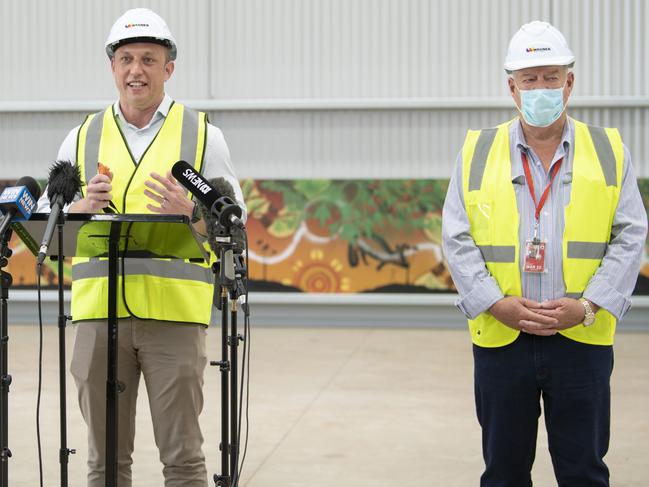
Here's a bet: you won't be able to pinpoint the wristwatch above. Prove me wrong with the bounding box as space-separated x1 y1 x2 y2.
579 298 596 326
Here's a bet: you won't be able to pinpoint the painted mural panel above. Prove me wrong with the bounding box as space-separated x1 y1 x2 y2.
244 179 451 293
2 178 649 294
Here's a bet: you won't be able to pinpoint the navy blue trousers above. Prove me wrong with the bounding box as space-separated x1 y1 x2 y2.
473 332 613 487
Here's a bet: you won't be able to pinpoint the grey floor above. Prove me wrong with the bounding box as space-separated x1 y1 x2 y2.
5 325 649 486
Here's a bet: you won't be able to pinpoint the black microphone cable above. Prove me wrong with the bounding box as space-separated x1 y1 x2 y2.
234 231 251 487
35 262 45 487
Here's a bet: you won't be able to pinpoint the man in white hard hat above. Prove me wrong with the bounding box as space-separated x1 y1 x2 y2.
37 8 245 486
442 21 646 486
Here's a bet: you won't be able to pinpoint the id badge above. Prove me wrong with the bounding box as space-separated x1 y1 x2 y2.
523 239 546 273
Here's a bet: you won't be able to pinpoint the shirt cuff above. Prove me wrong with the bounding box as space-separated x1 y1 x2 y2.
583 280 632 321
455 278 504 320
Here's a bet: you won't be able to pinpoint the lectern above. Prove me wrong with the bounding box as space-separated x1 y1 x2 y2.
13 213 208 487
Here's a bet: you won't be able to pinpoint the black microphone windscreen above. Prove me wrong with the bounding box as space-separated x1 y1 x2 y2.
195 201 224 253
15 176 42 201
207 177 245 250
208 177 236 200
46 161 83 203
171 160 220 210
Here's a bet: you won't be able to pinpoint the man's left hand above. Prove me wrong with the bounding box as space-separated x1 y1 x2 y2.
534 297 588 330
144 171 194 218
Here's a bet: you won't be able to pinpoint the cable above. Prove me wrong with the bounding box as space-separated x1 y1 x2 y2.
234 232 251 486
35 263 45 487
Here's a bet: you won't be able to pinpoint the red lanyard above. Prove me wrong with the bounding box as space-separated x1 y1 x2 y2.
521 152 563 222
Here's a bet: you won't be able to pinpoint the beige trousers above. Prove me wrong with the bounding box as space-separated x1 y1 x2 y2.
70 318 208 487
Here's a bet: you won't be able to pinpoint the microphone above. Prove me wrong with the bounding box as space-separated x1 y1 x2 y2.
197 177 246 253
171 160 244 230
0 176 42 238
37 161 83 265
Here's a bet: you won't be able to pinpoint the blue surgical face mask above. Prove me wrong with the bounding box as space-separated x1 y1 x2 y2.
516 84 566 127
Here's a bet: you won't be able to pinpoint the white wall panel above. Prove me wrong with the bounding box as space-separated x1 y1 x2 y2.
0 0 210 101
215 107 649 179
6 0 646 100
4 107 646 182
0 1 648 181
210 0 551 99
552 0 648 96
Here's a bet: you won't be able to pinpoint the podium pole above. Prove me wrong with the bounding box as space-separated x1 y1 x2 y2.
229 299 238 483
213 240 244 487
105 222 121 487
0 229 13 487
56 222 75 486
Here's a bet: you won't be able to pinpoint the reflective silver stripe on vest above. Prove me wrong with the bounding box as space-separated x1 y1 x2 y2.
478 245 516 263
566 293 582 299
72 258 213 283
587 125 617 187
180 107 199 165
567 241 607 260
468 128 498 191
84 110 105 182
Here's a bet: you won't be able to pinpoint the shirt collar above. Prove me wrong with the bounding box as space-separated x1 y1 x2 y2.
510 118 573 183
113 93 173 131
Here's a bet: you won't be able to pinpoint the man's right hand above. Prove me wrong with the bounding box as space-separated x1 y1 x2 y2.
489 296 559 336
69 174 113 213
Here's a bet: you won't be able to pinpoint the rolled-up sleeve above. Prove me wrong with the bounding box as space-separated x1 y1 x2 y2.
442 152 504 319
583 146 648 319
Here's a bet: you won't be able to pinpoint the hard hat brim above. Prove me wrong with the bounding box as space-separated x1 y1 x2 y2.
504 55 575 72
106 36 177 60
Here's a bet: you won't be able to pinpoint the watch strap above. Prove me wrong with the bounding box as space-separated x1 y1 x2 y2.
579 297 596 326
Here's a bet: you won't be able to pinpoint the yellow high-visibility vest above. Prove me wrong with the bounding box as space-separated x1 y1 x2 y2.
71 102 214 325
462 118 623 347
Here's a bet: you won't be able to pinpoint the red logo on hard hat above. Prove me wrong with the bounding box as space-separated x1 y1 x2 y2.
526 47 551 53
125 23 149 28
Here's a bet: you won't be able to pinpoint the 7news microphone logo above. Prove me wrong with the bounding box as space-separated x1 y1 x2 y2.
0 186 37 220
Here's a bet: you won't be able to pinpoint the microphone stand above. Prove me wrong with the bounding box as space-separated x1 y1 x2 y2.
51 222 75 486
211 236 246 487
0 229 14 486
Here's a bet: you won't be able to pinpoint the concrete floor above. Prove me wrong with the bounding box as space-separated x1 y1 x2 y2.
3 325 648 486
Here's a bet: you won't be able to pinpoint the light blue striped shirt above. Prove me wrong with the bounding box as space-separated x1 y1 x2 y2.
442 118 647 321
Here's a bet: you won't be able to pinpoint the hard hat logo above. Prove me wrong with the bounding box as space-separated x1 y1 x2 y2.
125 23 150 28
526 47 551 53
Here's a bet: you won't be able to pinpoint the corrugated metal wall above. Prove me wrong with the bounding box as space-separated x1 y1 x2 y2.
0 0 647 179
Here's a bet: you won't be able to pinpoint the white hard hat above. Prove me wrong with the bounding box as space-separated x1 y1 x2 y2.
105 8 177 60
504 21 574 71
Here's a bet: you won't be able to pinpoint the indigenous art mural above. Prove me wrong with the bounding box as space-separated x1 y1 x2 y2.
2 178 649 294
243 179 451 293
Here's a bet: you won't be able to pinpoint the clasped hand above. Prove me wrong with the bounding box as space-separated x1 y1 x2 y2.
489 296 587 336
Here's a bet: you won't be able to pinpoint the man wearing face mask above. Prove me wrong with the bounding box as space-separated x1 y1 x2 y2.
442 21 647 486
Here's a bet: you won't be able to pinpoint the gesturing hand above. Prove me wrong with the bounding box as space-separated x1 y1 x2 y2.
144 170 194 218
489 296 559 336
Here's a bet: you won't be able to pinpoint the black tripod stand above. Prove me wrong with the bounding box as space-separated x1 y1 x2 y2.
211 236 247 487
0 229 14 486
48 223 76 486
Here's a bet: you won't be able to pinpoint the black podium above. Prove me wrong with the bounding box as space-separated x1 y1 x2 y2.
13 213 209 487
